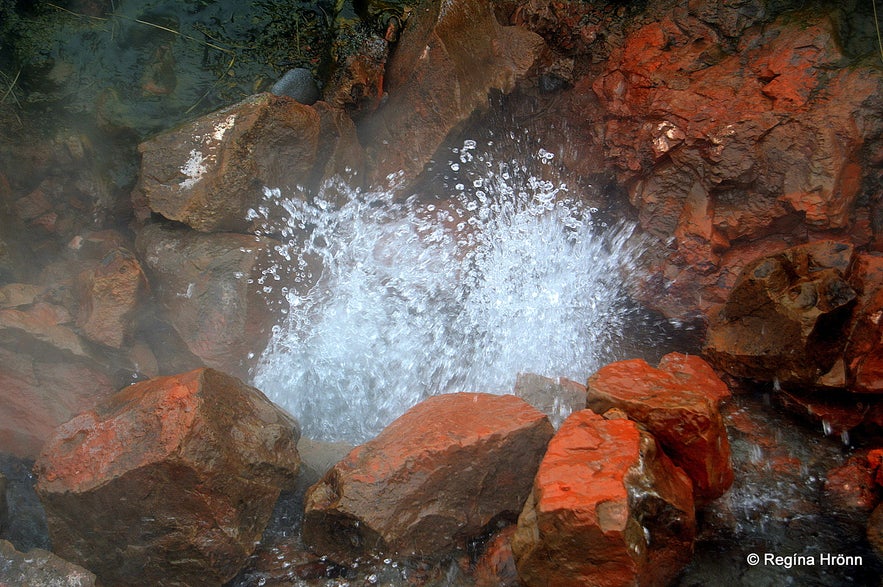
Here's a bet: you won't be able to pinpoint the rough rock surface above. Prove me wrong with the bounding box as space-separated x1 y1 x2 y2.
513 372 587 428
34 368 301 587
132 93 363 233
303 392 553 558
704 241 857 386
586 353 733 503
511 410 696 587
544 4 883 320
135 222 297 381
359 0 545 185
473 525 520 587
75 248 146 348
0 471 7 534
845 254 883 393
824 452 881 512
0 539 97 587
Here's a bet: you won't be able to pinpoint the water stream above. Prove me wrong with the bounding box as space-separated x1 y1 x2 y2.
251 140 653 442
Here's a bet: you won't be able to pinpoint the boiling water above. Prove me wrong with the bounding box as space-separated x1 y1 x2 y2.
252 142 648 442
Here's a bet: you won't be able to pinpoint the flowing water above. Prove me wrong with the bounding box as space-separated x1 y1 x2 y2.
250 140 655 442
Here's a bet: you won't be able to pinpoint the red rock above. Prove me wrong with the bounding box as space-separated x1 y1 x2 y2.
473 525 520 587
359 0 545 185
0 539 97 587
586 354 733 503
132 93 362 233
303 393 553 558
511 410 695 587
75 248 146 348
824 452 881 512
135 222 298 381
513 372 586 428
704 241 857 386
34 368 300 587
658 352 731 404
776 390 865 440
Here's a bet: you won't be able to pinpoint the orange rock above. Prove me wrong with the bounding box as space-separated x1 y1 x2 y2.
34 368 300 586
303 393 553 558
586 354 733 503
511 410 695 587
473 525 520 587
75 248 146 348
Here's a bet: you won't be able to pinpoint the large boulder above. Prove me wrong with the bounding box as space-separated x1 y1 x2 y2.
704 241 857 386
135 222 302 380
845 253 883 393
358 0 545 185
586 353 733 503
132 93 363 233
34 368 301 587
303 392 553 558
0 539 97 587
511 410 696 587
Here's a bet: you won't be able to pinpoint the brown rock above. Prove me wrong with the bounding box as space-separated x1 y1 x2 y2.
34 368 300 587
704 241 857 386
824 452 881 512
513 372 586 428
359 0 545 185
511 410 696 587
0 539 97 587
135 222 297 381
303 392 553 558
586 354 733 503
132 93 362 233
0 472 7 534
75 248 146 348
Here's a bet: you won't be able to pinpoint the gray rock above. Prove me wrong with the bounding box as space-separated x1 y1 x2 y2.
0 539 97 587
271 68 321 105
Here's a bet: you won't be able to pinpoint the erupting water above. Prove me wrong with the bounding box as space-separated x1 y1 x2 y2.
252 141 648 442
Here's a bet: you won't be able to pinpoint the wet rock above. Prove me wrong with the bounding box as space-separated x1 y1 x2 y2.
704 241 857 386
824 452 881 512
511 410 696 587
303 393 553 558
513 372 586 428
775 389 866 441
869 503 883 558
473 525 520 587
75 248 146 348
34 368 301 587
0 539 97 587
132 93 363 233
271 68 321 105
359 0 545 186
586 353 733 503
135 222 296 381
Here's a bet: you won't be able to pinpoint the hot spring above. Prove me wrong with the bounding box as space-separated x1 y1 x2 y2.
250 137 668 442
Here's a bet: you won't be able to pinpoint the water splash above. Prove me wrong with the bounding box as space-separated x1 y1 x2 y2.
252 143 648 442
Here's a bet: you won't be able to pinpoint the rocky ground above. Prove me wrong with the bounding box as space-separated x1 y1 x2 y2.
1 0 883 585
